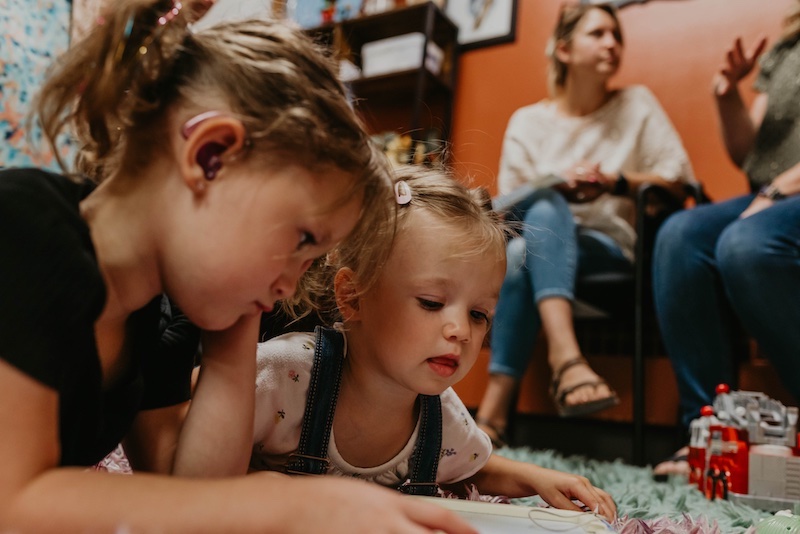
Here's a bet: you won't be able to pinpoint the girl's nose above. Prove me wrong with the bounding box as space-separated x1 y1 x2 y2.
271 256 315 300
443 314 470 343
603 31 619 49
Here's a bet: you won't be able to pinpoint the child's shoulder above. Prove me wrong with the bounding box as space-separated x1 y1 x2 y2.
0 167 94 209
437 388 493 484
439 388 479 431
256 331 317 382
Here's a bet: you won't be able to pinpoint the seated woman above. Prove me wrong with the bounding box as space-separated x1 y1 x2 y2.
476 2 694 446
653 5 800 476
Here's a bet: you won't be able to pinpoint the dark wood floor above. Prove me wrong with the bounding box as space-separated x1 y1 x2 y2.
499 414 686 467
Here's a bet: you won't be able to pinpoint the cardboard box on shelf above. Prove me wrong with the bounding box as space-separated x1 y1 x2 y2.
361 32 444 78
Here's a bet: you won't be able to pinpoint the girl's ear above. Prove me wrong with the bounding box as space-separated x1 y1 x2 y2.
334 267 361 322
178 114 248 193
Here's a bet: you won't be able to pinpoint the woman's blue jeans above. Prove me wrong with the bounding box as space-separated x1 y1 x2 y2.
489 188 631 378
653 194 800 429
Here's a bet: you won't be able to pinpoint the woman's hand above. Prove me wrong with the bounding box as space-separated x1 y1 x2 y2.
714 36 767 97
740 195 773 219
557 162 611 203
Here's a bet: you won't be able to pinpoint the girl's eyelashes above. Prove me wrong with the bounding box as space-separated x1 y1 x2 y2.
297 230 318 250
417 298 443 311
470 310 490 324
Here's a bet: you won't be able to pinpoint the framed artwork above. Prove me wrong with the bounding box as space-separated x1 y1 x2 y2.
285 0 361 28
445 0 518 51
1 0 74 170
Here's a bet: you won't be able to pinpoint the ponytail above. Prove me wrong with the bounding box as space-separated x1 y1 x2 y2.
36 0 191 179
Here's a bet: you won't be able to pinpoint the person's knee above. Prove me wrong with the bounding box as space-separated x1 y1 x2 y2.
506 237 527 279
656 210 700 253
504 237 528 281
716 219 767 277
523 188 570 225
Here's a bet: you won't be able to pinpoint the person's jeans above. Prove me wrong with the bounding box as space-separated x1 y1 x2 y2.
489 188 632 378
653 194 800 429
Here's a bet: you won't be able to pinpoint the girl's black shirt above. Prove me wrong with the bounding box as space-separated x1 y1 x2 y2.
0 168 197 466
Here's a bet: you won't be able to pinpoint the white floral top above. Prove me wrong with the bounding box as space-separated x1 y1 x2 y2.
251 331 492 487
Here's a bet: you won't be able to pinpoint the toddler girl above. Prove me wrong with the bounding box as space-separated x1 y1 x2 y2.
251 168 616 519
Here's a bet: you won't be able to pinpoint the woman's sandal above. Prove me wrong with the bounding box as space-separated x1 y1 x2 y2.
550 356 619 417
476 418 509 449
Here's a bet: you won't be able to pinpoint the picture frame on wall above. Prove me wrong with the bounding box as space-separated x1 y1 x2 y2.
580 0 651 7
445 0 518 51
285 0 361 28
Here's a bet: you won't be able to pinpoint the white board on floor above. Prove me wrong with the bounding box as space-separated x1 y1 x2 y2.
418 497 617 534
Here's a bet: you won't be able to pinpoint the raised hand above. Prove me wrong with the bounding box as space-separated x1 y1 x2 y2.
715 36 768 97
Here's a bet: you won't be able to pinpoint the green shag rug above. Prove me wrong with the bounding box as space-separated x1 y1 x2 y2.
98 445 781 532
497 447 773 533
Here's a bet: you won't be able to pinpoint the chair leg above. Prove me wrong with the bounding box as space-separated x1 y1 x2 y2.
633 284 646 466
633 329 646 464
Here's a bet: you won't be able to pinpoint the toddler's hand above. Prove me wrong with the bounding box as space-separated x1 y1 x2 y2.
529 468 617 522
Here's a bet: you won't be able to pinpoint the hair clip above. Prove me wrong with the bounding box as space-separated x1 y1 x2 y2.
395 180 412 205
158 1 183 26
138 1 185 56
113 14 136 63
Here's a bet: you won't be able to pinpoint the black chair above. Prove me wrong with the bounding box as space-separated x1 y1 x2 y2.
493 182 708 464
572 182 709 465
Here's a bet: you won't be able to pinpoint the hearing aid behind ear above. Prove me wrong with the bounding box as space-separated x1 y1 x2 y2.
197 142 225 180
180 111 240 180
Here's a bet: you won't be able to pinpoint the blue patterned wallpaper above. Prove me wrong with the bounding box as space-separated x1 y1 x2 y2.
0 0 74 170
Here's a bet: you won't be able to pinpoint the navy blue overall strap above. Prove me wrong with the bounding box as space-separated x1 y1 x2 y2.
398 394 442 496
285 326 443 495
285 326 345 475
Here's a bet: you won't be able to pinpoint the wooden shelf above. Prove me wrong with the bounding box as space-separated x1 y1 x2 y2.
305 2 459 142
349 68 452 102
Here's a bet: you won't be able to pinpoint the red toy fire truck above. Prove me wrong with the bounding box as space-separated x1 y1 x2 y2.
687 384 800 512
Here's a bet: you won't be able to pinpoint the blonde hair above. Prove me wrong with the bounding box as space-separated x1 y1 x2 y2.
288 166 508 322
545 2 623 96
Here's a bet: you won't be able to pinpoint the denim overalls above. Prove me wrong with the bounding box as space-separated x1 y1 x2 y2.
284 326 443 496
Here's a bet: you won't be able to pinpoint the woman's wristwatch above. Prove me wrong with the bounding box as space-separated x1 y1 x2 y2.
611 173 629 196
758 183 787 201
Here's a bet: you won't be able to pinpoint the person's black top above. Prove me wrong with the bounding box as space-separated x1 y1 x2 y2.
0 168 198 467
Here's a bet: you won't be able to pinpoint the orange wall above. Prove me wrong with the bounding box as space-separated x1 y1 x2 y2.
449 0 793 201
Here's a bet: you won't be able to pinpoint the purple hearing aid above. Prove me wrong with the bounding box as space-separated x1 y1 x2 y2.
181 111 227 180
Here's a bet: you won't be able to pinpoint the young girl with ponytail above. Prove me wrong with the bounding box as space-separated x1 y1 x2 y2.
0 1 472 532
